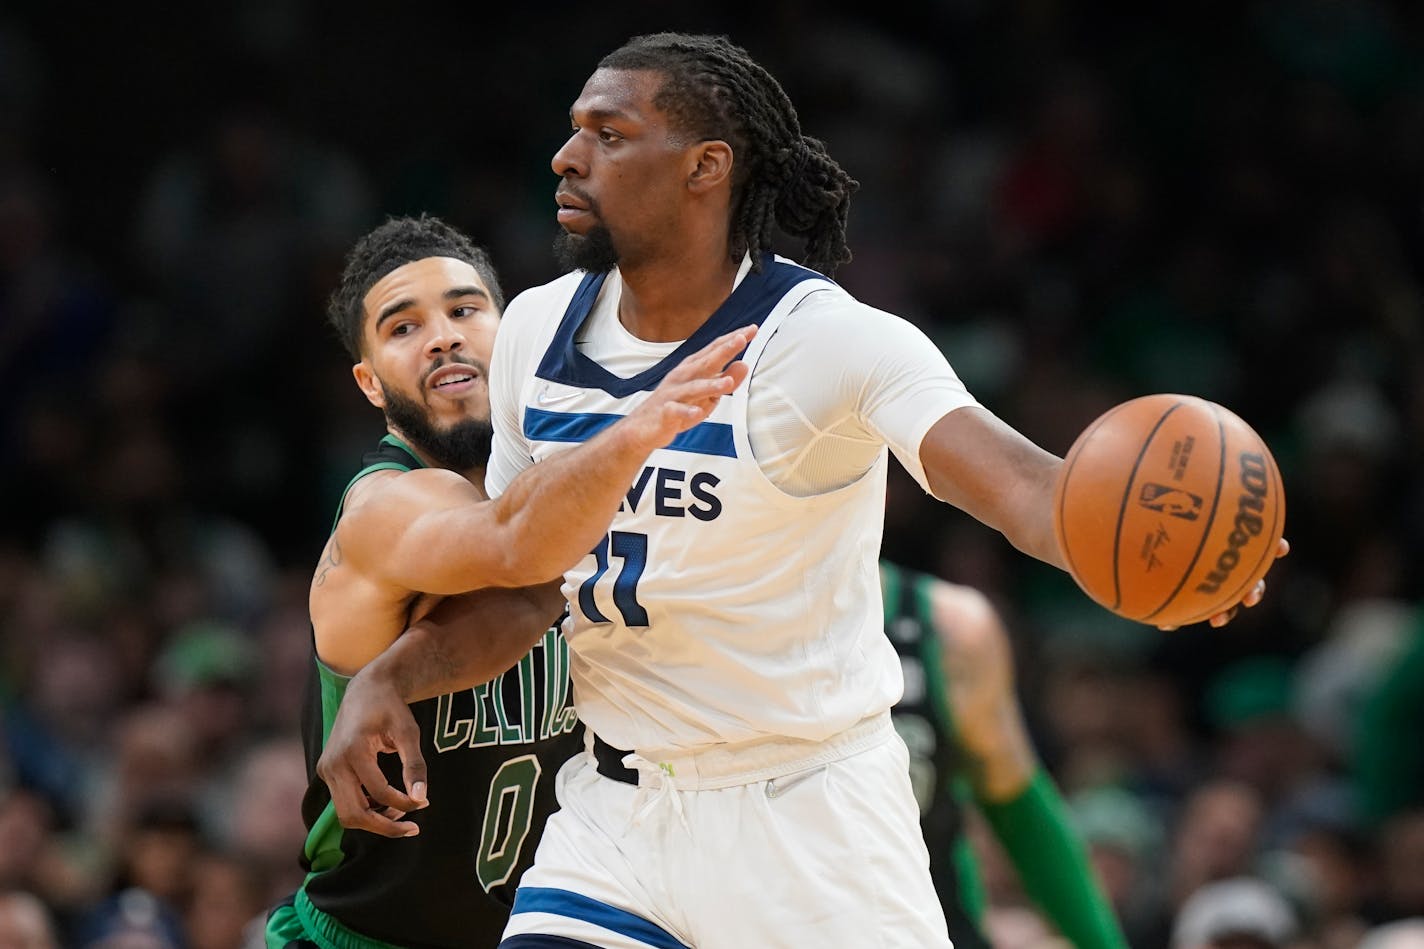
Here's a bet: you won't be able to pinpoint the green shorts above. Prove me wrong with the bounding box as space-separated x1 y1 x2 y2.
265 888 406 949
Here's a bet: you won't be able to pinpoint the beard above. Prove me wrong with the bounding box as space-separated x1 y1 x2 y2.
554 223 620 274
381 383 494 473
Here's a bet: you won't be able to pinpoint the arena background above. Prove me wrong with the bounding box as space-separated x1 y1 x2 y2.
2 2 1423 947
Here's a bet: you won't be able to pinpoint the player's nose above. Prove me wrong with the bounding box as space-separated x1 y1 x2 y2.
425 318 466 356
552 132 587 178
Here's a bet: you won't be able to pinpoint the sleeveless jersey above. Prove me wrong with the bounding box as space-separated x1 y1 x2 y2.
502 255 903 755
882 561 991 949
296 434 583 949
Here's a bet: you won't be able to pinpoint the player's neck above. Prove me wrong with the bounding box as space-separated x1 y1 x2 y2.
615 249 740 343
390 429 488 494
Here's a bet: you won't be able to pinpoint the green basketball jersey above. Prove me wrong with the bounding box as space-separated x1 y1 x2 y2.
882 561 991 949
292 435 583 948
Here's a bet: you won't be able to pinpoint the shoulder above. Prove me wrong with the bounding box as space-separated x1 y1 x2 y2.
503 271 587 328
780 285 939 353
336 467 482 550
495 271 587 370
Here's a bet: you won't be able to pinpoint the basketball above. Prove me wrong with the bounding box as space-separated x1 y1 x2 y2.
1053 394 1285 628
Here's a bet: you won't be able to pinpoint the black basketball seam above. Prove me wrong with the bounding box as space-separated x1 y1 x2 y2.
1175 428 1283 626
1142 402 1227 622
1056 407 1119 594
1113 401 1186 612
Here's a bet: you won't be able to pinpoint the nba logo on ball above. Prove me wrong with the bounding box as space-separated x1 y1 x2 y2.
1053 394 1286 628
1138 484 1202 521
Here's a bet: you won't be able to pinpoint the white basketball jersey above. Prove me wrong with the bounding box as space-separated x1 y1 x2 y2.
501 256 904 756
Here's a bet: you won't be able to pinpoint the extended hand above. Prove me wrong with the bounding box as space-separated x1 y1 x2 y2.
621 325 756 449
1162 537 1291 631
315 670 430 837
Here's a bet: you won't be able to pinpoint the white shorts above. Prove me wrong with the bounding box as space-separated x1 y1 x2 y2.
499 713 952 948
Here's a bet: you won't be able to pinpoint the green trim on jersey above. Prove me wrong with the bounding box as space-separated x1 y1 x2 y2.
882 561 985 929
900 565 989 929
305 438 419 876
303 660 352 870
330 434 425 532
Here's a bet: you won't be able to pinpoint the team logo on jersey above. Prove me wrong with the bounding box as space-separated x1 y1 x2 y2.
1138 483 1202 520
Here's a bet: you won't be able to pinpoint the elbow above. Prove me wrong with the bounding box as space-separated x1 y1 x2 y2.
487 545 568 589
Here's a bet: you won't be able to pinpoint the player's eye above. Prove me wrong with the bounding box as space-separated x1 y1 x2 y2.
391 322 416 336
598 128 622 143
451 305 477 319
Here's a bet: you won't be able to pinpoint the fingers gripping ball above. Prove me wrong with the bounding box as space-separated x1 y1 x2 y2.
1053 394 1286 627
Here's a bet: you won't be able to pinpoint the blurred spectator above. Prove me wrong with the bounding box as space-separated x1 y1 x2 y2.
1359 918 1424 949
1353 614 1424 825
75 888 184 949
1170 877 1299 949
183 852 268 949
0 891 59 949
1370 809 1424 925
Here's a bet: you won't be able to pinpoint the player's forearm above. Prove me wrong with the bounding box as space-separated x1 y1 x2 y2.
482 420 662 586
978 770 1130 949
920 409 1067 570
366 583 564 703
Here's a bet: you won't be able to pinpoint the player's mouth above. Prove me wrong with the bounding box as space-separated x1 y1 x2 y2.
555 189 594 227
426 364 477 396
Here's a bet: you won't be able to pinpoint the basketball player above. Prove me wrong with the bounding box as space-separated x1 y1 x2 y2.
264 215 756 949
318 34 1285 948
883 561 1129 948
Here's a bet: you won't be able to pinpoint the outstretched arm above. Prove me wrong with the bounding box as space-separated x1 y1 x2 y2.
341 324 757 594
316 581 566 837
928 581 1129 949
917 405 1284 627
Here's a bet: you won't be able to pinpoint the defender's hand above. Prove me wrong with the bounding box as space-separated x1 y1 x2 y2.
621 325 756 450
316 671 429 837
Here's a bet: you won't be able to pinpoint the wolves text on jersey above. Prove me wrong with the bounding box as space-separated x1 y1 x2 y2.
619 465 722 521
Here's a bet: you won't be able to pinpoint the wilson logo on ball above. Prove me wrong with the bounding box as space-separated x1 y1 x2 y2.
1194 453 1269 595
1138 483 1202 520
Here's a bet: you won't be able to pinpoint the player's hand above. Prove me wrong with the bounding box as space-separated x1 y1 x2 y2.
316 669 430 837
1160 537 1290 631
621 325 756 450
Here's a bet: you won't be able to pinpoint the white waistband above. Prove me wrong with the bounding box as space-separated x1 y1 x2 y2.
587 711 895 791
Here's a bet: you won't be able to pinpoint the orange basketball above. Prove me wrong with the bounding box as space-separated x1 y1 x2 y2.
1053 394 1285 628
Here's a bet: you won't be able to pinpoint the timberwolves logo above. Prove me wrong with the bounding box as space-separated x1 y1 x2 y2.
1139 483 1202 520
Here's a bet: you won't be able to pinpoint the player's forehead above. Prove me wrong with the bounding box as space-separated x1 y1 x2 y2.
571 68 667 126
361 257 489 322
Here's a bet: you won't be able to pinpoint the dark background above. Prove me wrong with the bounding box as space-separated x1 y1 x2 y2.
2 2 1423 947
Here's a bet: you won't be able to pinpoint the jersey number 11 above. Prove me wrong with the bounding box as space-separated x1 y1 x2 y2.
578 531 649 627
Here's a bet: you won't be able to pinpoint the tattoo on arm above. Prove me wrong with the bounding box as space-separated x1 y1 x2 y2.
315 536 343 587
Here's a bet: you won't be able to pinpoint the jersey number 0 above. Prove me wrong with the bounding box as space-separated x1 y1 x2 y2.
475 755 543 891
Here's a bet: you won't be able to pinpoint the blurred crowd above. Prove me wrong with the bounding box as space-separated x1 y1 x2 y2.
2 2 1424 947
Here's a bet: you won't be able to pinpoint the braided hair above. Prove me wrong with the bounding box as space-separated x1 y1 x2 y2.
599 33 859 277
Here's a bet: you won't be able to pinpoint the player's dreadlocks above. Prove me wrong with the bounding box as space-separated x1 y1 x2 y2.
600 33 859 277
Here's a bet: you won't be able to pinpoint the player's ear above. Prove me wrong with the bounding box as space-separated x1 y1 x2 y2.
352 360 386 410
688 139 733 194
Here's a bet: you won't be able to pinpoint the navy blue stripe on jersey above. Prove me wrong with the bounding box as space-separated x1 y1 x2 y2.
510 888 690 949
501 936 607 948
524 408 736 458
533 254 827 395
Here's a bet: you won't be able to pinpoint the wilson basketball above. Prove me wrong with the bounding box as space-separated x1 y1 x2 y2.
1053 394 1285 628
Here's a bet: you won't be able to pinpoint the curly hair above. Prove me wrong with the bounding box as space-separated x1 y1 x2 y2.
599 33 859 276
326 215 505 360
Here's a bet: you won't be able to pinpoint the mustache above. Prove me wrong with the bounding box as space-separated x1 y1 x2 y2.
420 354 479 387
557 184 602 217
